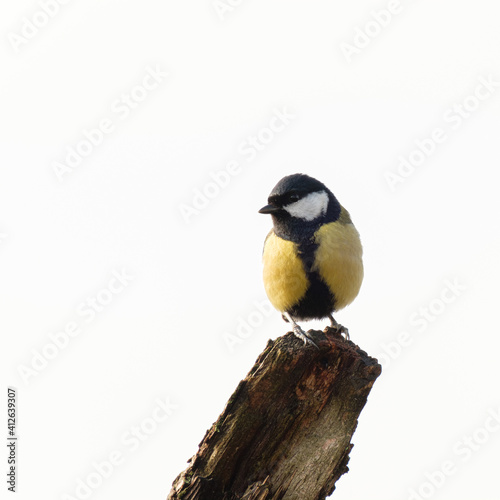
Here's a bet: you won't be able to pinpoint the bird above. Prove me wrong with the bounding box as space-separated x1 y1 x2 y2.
259 173 363 347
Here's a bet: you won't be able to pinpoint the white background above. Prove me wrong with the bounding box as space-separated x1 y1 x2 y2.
2 1 500 499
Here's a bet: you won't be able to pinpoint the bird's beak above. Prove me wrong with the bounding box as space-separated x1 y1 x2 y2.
259 204 281 214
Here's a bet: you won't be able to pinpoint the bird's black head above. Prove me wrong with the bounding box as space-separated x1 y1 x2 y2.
259 173 341 242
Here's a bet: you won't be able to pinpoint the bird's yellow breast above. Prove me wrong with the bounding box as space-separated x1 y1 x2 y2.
262 209 363 314
312 218 363 310
262 232 309 313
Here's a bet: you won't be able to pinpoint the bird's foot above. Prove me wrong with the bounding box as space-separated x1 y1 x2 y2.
292 324 319 349
328 314 350 340
282 312 319 349
332 324 350 340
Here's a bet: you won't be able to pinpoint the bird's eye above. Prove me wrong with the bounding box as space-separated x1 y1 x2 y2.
288 193 301 202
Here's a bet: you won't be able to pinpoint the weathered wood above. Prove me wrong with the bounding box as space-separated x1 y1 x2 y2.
167 326 381 500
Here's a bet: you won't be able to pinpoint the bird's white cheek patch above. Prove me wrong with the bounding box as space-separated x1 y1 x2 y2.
284 191 329 221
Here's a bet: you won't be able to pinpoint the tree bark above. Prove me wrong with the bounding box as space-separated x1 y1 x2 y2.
167 326 381 500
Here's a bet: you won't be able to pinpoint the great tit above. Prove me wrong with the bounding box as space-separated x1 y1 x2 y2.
259 173 363 347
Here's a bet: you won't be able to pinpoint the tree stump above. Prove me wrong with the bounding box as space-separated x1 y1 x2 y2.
167 326 381 500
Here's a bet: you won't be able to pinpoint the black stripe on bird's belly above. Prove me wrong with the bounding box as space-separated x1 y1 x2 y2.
286 240 336 321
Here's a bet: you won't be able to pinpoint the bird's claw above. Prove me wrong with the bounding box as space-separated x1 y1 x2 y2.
331 323 350 340
292 325 319 349
328 314 350 340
